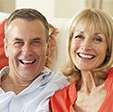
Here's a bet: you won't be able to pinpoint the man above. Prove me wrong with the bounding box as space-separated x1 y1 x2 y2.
0 8 68 112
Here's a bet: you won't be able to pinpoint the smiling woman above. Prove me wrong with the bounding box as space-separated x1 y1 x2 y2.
49 8 113 112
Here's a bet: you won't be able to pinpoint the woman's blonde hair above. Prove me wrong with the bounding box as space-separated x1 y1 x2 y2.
63 9 113 89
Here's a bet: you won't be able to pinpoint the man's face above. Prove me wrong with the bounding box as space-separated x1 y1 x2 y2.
4 18 48 80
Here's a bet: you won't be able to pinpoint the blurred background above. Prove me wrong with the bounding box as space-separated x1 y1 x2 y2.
0 0 113 18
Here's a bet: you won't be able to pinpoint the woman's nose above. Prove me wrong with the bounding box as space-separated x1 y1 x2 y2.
80 39 92 51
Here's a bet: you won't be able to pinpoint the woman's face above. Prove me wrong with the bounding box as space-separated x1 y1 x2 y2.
70 23 107 71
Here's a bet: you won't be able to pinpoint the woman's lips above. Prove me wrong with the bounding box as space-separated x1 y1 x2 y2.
77 53 95 59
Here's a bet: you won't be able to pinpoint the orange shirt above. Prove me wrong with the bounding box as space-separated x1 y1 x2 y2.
49 67 113 112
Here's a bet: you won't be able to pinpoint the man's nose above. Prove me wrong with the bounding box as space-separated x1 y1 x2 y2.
22 43 32 55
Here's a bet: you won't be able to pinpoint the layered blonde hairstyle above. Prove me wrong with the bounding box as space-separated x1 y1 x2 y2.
63 9 113 89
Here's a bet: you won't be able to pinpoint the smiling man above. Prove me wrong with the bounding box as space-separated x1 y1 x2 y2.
0 8 68 112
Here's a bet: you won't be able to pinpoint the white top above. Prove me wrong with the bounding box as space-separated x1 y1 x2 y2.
0 67 68 112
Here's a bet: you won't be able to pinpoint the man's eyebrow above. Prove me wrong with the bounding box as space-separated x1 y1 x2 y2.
14 37 41 40
14 38 23 41
32 37 42 41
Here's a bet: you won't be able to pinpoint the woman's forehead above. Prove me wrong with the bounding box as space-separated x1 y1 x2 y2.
73 20 104 34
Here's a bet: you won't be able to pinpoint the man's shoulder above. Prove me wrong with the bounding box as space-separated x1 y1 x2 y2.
42 67 69 92
49 69 69 85
44 67 68 82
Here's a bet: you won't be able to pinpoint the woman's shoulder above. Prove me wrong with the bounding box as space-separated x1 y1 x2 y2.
106 67 113 77
50 82 77 103
49 82 77 112
105 67 113 92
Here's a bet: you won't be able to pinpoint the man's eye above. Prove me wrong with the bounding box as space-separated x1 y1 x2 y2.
32 40 41 45
14 41 24 47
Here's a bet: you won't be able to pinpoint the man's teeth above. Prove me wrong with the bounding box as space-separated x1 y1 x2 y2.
78 53 94 59
20 60 35 64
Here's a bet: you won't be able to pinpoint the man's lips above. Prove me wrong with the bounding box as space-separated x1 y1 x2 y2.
19 59 36 64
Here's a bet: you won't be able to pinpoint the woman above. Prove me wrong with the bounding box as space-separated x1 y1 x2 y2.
49 9 113 112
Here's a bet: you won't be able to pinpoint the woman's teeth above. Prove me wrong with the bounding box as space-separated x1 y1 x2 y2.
78 53 94 59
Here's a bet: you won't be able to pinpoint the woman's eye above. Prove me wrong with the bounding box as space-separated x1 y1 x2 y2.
95 36 103 42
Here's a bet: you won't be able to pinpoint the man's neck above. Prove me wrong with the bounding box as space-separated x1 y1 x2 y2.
1 73 33 94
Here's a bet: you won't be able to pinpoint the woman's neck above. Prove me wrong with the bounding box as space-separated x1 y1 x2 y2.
80 71 102 94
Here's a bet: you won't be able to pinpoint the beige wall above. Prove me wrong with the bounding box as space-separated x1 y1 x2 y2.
102 0 113 17
0 0 86 17
1 0 113 18
0 0 15 13
15 0 55 17
55 0 85 18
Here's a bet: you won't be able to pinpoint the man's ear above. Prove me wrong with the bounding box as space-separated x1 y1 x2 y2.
4 38 8 57
46 42 50 57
